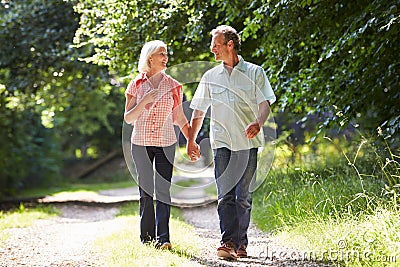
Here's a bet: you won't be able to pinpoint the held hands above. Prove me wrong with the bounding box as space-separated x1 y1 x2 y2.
244 121 261 139
186 140 201 161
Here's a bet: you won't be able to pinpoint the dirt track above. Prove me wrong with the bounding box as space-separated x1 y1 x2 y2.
0 198 330 267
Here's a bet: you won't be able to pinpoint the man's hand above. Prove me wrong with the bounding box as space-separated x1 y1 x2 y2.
186 140 201 161
244 121 261 139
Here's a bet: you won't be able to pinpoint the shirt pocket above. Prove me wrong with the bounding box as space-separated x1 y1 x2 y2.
210 84 228 105
233 80 258 120
234 79 256 105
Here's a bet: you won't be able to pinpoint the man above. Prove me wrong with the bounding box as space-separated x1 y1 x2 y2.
187 25 276 260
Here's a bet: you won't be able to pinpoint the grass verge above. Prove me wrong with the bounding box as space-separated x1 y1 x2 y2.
0 204 59 245
274 205 399 266
95 202 202 267
252 137 400 266
15 180 134 199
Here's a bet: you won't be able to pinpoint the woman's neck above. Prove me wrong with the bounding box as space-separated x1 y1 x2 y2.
147 71 163 88
147 69 161 78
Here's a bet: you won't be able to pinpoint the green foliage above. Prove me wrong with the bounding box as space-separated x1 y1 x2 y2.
0 0 120 197
0 103 62 197
73 0 400 140
253 166 384 232
252 137 399 266
1 0 399 201
241 0 400 140
72 0 214 77
0 0 78 197
272 205 400 266
253 136 397 231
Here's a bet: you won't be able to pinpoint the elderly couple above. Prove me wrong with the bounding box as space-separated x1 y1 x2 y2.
124 25 276 260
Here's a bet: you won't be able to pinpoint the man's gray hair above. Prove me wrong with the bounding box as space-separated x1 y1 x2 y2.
211 25 241 52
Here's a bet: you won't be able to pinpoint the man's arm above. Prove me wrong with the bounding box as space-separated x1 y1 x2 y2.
186 109 205 161
244 100 270 139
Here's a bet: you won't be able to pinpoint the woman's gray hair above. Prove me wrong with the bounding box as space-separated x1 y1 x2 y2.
138 40 167 72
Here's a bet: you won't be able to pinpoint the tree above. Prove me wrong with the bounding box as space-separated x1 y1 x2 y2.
0 0 118 197
241 0 399 141
73 0 399 143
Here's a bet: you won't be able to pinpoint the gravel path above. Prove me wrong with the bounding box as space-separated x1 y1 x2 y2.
0 200 330 267
0 204 121 267
181 204 330 267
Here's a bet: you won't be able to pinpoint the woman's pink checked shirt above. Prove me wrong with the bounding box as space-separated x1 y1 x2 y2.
125 72 183 147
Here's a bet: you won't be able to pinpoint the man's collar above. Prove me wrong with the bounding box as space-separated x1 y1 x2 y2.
218 55 245 74
235 56 246 72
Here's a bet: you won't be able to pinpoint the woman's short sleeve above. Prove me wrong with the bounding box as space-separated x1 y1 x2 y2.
172 84 183 110
125 79 139 97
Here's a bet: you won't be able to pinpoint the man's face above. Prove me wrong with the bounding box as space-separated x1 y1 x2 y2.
210 33 228 61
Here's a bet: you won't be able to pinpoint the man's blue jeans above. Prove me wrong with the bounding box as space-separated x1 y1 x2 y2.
213 147 258 250
131 144 175 244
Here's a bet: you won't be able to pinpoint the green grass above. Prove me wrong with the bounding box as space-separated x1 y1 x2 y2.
251 136 400 266
274 205 399 266
11 162 136 200
4 135 398 266
15 180 134 199
252 166 385 231
95 202 201 267
0 204 59 245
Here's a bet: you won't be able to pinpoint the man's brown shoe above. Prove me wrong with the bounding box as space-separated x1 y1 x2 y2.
156 241 172 250
217 242 237 260
237 244 247 258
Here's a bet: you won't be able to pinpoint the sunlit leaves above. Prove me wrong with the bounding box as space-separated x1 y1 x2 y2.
240 0 399 140
72 0 399 141
0 0 118 196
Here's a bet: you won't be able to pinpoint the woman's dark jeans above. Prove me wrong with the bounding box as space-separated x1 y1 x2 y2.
213 147 258 250
131 144 175 244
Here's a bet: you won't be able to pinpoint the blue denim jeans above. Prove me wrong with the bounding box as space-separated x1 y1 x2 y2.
131 144 175 244
213 147 258 250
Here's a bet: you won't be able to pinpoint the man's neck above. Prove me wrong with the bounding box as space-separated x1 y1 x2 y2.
223 54 239 75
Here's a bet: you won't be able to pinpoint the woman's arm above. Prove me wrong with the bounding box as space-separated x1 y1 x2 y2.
124 89 157 124
173 105 190 140
186 109 204 161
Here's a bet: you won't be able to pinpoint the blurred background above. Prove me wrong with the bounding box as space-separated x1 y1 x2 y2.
1 0 398 199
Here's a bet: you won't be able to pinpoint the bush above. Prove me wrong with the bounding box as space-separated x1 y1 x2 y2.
0 109 61 199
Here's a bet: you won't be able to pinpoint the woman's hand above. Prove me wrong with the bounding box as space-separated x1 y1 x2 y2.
142 89 158 108
187 140 201 161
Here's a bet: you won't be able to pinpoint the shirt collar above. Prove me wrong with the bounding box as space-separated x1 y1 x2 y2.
217 55 246 74
140 71 167 82
236 56 246 72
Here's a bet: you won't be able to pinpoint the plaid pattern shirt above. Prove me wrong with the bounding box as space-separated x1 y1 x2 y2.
125 72 183 147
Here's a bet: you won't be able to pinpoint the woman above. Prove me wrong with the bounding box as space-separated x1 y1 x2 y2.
124 40 190 250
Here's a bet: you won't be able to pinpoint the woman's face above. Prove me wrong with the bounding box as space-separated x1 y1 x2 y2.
149 46 168 72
